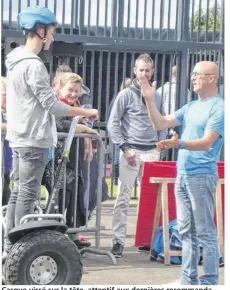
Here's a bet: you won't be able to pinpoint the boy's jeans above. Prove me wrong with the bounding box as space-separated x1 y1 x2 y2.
4 147 49 252
175 174 219 285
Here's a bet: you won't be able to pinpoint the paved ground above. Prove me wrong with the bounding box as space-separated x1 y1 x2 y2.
81 203 224 285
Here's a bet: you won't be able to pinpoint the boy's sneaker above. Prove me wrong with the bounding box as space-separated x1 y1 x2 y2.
138 245 150 252
111 242 124 258
74 239 91 249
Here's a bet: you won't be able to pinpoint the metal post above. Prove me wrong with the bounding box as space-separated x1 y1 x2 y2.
213 0 217 42
70 0 74 34
110 0 118 37
73 0 79 29
190 0 195 40
197 0 202 42
220 0 224 43
177 0 190 42
79 0 85 35
104 0 108 37
167 0 172 40
176 0 183 41
98 50 103 114
90 50 95 105
159 0 164 40
9 0 13 30
205 0 210 43
182 0 190 42
151 0 155 39
96 0 100 36
135 0 139 39
105 51 111 120
61 0 65 35
178 49 189 108
118 0 125 38
143 0 147 39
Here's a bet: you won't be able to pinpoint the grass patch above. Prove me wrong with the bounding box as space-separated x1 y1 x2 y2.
105 177 138 199
105 178 118 198
40 185 47 200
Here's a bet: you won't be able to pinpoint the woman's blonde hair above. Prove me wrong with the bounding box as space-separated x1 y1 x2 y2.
1 77 7 94
58 73 83 88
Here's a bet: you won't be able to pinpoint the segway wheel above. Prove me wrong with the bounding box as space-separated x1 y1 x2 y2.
5 229 83 285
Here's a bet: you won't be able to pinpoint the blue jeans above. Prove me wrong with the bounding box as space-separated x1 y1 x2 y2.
4 147 49 252
175 174 219 285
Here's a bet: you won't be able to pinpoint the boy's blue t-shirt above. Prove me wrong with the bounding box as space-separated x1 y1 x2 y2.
173 96 224 175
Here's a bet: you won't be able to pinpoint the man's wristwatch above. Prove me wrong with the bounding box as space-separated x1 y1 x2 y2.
178 140 185 149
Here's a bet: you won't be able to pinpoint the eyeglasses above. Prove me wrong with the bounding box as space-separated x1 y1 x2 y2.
190 72 214 78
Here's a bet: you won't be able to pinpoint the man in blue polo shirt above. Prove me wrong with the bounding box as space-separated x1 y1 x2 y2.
139 61 224 285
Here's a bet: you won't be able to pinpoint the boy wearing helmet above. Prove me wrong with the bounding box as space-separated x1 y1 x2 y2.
3 6 98 256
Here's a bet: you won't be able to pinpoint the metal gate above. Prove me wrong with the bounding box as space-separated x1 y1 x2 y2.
1 0 225 198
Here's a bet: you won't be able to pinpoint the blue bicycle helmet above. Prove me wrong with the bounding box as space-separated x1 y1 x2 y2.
18 6 57 31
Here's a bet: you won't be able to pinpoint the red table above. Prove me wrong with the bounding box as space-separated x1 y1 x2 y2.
135 161 224 247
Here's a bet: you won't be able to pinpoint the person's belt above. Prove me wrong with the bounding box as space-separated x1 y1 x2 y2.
120 142 157 152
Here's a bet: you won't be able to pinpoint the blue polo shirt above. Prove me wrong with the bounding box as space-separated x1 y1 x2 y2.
173 96 224 175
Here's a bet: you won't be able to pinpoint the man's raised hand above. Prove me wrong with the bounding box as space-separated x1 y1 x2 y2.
139 76 157 99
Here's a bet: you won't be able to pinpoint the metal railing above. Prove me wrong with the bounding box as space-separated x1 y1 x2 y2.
2 0 224 44
43 130 115 260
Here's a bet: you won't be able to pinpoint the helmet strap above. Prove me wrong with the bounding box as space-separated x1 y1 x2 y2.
41 26 48 51
24 25 48 51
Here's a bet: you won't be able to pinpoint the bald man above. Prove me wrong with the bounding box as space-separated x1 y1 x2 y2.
139 61 224 285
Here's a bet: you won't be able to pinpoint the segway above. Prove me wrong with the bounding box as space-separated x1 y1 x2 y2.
2 116 83 285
